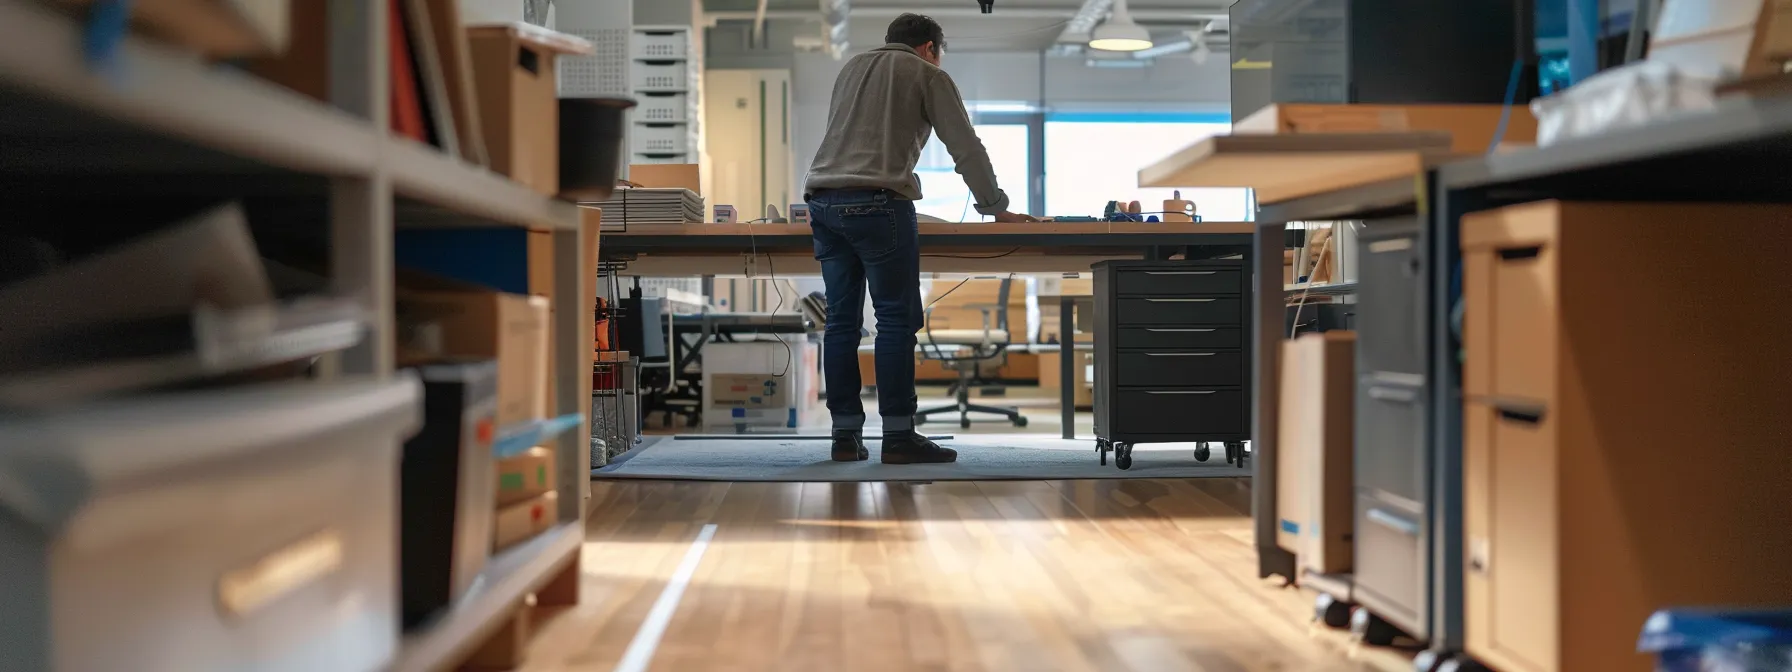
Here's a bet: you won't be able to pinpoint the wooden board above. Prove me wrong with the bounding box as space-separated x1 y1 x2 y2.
608 221 1255 237
1137 133 1453 204
1234 103 1538 155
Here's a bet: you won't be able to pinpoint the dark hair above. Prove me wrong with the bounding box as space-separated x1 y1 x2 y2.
885 13 946 54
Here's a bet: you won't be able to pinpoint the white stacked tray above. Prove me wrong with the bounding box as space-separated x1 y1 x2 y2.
584 187 703 230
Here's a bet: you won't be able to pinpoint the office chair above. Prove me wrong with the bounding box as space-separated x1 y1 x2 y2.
914 278 1028 429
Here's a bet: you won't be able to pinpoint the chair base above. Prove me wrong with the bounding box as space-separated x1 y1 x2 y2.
915 401 1027 429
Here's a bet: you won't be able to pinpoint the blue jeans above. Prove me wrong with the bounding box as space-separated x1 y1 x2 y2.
807 189 923 433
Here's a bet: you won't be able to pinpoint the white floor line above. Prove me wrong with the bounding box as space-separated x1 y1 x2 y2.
613 523 719 672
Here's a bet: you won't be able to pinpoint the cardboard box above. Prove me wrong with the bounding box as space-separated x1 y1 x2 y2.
1234 103 1538 155
628 163 702 195
494 445 556 506
398 283 550 427
1275 332 1356 575
467 23 590 195
1039 350 1095 408
493 491 557 551
1651 0 1792 77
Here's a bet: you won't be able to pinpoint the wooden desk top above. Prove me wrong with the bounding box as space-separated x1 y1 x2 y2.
1137 133 1455 204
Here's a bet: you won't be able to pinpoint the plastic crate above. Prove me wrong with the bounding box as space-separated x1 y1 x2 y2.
0 378 421 672
632 29 690 60
631 61 693 92
631 123 695 155
634 92 696 123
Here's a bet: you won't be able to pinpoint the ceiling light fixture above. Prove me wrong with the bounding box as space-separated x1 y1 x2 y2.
1088 0 1153 52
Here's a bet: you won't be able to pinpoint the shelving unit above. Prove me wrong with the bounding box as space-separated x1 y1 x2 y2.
629 25 700 165
0 1 591 669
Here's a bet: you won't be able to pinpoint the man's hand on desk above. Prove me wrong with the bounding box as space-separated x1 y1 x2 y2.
992 211 1039 223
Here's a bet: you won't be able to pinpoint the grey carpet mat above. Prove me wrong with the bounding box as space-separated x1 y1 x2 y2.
594 434 1249 482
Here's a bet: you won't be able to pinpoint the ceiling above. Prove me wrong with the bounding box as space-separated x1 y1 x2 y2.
702 0 1235 53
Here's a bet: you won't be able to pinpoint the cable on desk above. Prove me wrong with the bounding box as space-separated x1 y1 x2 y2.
922 247 1021 259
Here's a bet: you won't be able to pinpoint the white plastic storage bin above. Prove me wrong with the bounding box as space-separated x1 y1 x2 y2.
634 92 696 123
632 61 693 91
631 123 695 155
0 377 422 672
632 28 691 60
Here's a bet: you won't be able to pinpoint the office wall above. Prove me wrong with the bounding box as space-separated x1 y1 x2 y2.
781 50 1232 188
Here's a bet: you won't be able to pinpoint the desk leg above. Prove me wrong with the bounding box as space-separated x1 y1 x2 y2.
1060 296 1075 440
1253 221 1297 583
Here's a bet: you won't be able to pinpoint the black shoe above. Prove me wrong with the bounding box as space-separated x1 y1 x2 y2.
831 431 869 462
881 432 957 464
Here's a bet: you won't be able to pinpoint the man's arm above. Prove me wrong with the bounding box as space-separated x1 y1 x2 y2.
920 71 1012 217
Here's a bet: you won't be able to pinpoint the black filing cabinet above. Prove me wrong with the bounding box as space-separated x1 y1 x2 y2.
1351 216 1432 641
1092 260 1252 470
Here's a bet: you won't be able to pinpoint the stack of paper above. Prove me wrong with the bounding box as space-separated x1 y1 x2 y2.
585 187 704 230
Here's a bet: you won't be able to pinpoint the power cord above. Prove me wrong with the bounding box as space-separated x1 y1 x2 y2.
919 273 1014 363
1288 223 1335 338
742 217 794 379
923 247 1020 259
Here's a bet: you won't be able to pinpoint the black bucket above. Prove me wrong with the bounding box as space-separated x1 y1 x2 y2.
558 96 636 202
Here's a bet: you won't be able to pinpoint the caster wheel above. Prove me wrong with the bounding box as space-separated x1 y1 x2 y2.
1314 593 1352 629
1432 654 1489 672
960 419 971 429
1413 650 1446 672
1014 416 1029 427
1096 439 1109 466
1115 444 1133 470
1194 443 1212 462
1350 608 1401 647
1227 441 1247 468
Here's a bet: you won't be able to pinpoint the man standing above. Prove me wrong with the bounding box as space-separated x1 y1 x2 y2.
804 13 1035 464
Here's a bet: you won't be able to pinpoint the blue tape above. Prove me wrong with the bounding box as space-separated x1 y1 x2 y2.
83 0 133 79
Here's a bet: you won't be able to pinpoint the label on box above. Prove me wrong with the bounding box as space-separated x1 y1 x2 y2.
710 373 785 408
495 446 555 506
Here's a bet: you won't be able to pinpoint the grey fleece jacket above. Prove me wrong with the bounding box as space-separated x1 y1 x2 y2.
803 44 1010 216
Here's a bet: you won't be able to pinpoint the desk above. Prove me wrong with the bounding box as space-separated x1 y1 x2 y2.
600 221 1257 274
1241 95 1792 662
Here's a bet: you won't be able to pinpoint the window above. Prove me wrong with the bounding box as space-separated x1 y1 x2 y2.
1044 116 1252 222
913 123 1031 222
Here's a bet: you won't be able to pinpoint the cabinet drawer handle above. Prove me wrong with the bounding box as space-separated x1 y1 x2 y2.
1144 271 1218 276
1498 245 1544 261
1144 390 1216 395
1366 508 1420 537
1143 352 1216 357
1143 298 1216 303
1493 400 1546 425
1367 386 1418 403
1144 328 1215 333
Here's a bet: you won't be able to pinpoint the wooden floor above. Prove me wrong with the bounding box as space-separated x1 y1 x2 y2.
520 479 1409 672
